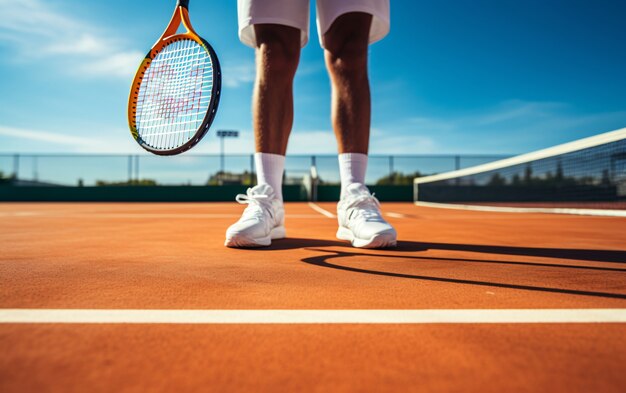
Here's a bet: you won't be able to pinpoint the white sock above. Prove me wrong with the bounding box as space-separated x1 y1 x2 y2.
255 152 285 201
338 152 368 199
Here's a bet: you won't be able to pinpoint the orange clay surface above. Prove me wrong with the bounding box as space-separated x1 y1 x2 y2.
0 202 625 392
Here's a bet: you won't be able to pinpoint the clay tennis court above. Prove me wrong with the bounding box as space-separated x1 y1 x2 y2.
1 202 625 392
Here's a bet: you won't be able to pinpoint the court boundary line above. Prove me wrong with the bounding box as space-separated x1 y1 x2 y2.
414 201 626 217
1 309 625 324
0 212 328 219
308 202 336 218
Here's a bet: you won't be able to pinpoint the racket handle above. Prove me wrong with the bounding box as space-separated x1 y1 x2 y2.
177 0 189 9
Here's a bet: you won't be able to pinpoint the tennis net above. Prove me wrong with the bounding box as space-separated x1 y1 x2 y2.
413 128 626 213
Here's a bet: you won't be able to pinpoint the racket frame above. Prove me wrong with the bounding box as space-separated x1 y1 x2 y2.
128 2 221 156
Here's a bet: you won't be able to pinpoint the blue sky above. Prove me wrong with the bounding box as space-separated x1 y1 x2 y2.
0 0 625 155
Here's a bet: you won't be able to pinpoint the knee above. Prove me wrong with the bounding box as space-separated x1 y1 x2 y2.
324 13 371 76
255 26 301 79
325 39 368 75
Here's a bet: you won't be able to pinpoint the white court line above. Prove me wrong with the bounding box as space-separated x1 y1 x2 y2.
1 309 625 324
0 212 40 217
0 213 327 219
385 212 406 219
415 201 626 218
88 213 327 219
308 202 336 218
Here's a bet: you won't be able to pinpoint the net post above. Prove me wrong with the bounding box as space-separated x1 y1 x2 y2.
454 155 462 185
33 156 38 182
135 155 140 184
127 155 133 183
219 137 225 176
12 154 19 179
310 155 318 202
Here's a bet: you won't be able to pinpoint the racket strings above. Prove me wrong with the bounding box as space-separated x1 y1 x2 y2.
135 39 214 150
141 40 209 149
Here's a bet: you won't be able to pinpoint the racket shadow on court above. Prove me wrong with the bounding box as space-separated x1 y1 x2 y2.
261 238 626 264
294 241 626 300
244 238 626 298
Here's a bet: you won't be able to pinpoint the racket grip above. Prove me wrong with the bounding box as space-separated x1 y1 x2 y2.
177 0 189 9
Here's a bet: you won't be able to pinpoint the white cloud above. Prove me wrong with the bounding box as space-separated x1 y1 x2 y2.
79 51 145 78
369 127 437 154
1 100 624 155
377 100 626 154
45 34 107 56
0 0 80 37
0 0 141 78
222 62 256 88
0 124 131 152
288 130 337 154
220 57 325 88
0 125 94 147
470 100 566 126
296 62 326 77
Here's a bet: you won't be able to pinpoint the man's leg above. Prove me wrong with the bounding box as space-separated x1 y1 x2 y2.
324 12 371 154
324 12 397 248
254 25 301 155
225 24 300 248
324 12 372 198
252 24 301 201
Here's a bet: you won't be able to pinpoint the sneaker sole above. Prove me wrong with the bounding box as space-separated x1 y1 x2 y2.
336 226 397 249
225 226 286 248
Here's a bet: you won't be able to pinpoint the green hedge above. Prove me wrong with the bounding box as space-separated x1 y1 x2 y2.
316 185 413 202
0 185 412 202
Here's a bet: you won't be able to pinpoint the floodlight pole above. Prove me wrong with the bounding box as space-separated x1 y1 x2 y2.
220 137 225 173
216 130 240 175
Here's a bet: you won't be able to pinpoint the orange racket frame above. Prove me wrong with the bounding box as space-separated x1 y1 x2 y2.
128 0 221 155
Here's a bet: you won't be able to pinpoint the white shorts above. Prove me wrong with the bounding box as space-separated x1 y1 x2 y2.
237 0 390 49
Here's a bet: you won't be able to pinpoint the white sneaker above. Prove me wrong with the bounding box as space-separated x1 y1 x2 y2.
225 184 285 248
336 183 397 248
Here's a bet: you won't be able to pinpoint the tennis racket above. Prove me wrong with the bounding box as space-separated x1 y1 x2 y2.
128 0 221 155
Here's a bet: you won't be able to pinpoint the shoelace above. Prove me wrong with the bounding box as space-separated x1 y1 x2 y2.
343 193 382 221
235 188 273 219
